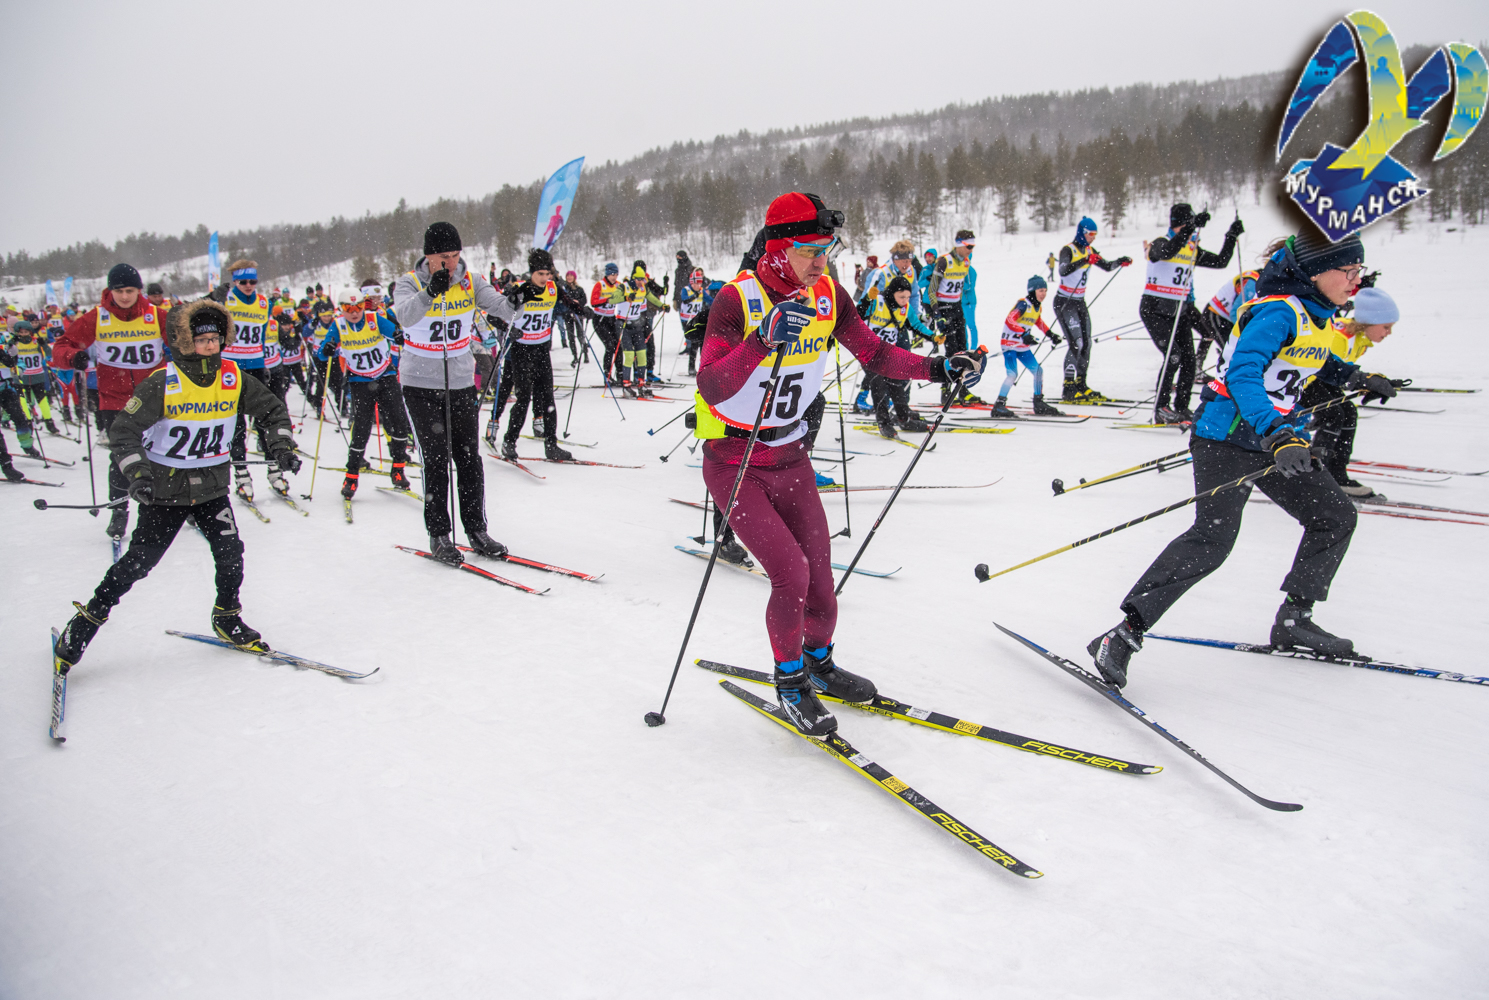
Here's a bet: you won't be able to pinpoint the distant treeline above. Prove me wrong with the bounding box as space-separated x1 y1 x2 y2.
7 53 1485 286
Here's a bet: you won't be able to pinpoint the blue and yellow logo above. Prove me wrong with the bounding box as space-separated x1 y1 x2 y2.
1279 11 1486 241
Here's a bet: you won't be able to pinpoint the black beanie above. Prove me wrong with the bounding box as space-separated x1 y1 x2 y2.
423 221 462 255
190 305 229 337
885 275 913 296
107 263 143 290
1290 230 1365 277
145 282 164 296
1170 203 1195 229
528 248 555 274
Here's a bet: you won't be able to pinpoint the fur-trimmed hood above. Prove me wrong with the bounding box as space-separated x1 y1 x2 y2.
169 299 235 358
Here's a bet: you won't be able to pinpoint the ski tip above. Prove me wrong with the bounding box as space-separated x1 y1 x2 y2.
974 563 990 583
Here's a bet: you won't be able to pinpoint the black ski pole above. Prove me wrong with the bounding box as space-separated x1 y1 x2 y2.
834 373 963 595
561 318 585 438
34 496 129 512
645 344 788 728
647 408 688 437
974 464 1277 582
581 324 626 420
81 390 98 516
831 342 851 538
659 425 691 463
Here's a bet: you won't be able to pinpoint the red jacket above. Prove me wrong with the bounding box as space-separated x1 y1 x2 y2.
50 290 168 410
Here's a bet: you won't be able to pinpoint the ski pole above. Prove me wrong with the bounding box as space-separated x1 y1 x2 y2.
834 373 964 595
1152 302 1186 423
646 408 688 437
301 364 330 500
581 324 626 420
974 465 1277 583
1053 448 1194 495
34 496 129 512
81 394 98 515
659 425 691 463
832 341 851 538
645 343 788 728
561 318 585 438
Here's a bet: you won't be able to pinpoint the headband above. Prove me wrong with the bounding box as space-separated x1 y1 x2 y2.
233 267 258 281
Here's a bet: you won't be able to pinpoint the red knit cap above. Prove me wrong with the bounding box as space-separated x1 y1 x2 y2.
765 192 825 253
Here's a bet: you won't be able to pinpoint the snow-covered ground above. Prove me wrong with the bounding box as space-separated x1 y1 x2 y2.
3 200 1486 999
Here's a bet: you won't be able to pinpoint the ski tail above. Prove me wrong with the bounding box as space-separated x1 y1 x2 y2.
49 628 67 742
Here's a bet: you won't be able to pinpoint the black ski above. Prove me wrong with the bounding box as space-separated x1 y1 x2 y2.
697 659 1159 774
1144 634 1489 687
993 622 1303 812
720 680 1043 878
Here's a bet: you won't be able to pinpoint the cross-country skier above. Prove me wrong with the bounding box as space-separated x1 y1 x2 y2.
315 289 413 498
49 263 167 542
7 323 59 434
925 231 982 404
677 269 713 377
52 300 300 671
590 263 625 384
207 259 280 498
1139 204 1243 423
861 274 933 438
391 221 517 566
1052 217 1131 402
1088 230 1401 688
991 275 1063 419
617 264 668 393
696 191 987 737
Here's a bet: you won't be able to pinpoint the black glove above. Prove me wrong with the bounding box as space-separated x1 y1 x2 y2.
662 275 670 292
1357 269 1381 289
275 451 302 474
71 352 90 371
1047 331 1063 346
1346 369 1398 404
1226 218 1245 239
943 349 987 389
425 268 452 298
1020 332 1038 347
127 476 153 503
1262 425 1312 478
1194 210 1212 229
1114 256 1133 267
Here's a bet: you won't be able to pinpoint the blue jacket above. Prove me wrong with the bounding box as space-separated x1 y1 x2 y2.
858 265 934 340
1192 248 1357 450
314 313 402 382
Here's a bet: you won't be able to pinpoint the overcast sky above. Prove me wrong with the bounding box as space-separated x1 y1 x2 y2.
2 0 1486 260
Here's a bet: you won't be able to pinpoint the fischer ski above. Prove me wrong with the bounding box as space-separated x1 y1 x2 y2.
992 622 1303 812
49 628 68 742
269 487 310 516
343 499 354 523
697 660 1160 774
518 455 643 468
234 494 270 522
721 680 1043 878
456 546 603 581
1349 459 1488 477
376 486 423 501
1144 634 1489 686
166 630 377 679
394 544 550 594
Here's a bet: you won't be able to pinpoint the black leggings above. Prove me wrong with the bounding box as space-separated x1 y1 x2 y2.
1298 379 1356 486
594 317 621 382
1121 436 1357 629
1193 310 1231 378
1053 295 1092 384
867 375 912 426
503 342 557 444
92 493 245 613
347 377 412 472
403 384 487 537
0 383 31 447
1139 296 1201 410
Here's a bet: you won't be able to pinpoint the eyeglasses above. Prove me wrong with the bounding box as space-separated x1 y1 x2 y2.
192 334 222 344
1336 265 1364 280
790 237 842 260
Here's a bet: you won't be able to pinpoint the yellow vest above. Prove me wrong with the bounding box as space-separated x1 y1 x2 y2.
142 360 243 468
1218 296 1340 416
223 292 271 362
13 338 47 380
401 270 476 358
96 304 165 370
514 281 559 344
937 256 971 303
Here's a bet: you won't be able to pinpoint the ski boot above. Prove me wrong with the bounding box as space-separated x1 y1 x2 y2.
340 471 359 499
467 530 508 559
853 390 872 415
1339 479 1377 499
544 439 573 462
1270 599 1353 656
877 420 898 440
1087 620 1142 688
774 659 837 739
802 643 876 704
646 372 664 385
212 605 268 653
24 446 42 459
717 537 750 565
483 420 501 450
814 470 835 487
233 467 254 500
62 404 75 424
427 533 464 566
686 360 696 377
1061 377 1081 403
2 460 23 482
637 381 656 398
1154 406 1188 425
388 463 411 492
45 418 61 435
268 469 290 496
500 437 519 461
989 396 1019 419
55 600 108 671
1032 395 1063 417
1075 380 1110 403
106 504 129 540
900 414 931 433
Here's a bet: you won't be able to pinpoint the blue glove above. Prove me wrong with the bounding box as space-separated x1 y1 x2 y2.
944 350 987 389
756 300 814 349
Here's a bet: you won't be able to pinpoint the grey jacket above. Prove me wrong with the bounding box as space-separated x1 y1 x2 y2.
392 258 515 390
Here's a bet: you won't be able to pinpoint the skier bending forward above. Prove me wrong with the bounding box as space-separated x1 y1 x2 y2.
696 191 987 737
54 300 300 671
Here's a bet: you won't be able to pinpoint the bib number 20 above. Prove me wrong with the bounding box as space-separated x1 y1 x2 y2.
427 319 463 343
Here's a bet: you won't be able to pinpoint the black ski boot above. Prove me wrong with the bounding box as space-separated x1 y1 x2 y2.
1061 377 1080 403
774 659 837 739
1154 406 1188 425
802 643 876 704
340 472 359 500
427 533 464 566
500 437 519 461
990 397 1019 419
388 463 411 492
717 537 750 565
876 419 898 440
1032 395 1063 417
483 420 501 450
900 414 931 433
2 460 23 482
45 418 61 435
467 530 508 559
106 504 128 540
1270 599 1353 656
544 439 573 462
1087 620 1142 688
55 600 108 671
212 605 268 653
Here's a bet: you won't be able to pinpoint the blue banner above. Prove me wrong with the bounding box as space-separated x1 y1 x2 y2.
208 231 220 288
44 280 57 308
63 276 73 305
534 157 585 252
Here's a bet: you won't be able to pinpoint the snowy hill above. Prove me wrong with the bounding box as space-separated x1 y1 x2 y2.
2 200 1486 998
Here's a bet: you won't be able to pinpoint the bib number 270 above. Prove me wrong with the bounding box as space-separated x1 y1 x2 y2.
757 372 803 420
